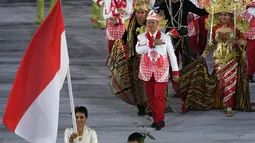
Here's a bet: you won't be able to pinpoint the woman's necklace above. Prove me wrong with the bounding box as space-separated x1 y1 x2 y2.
77 136 83 142
77 127 85 142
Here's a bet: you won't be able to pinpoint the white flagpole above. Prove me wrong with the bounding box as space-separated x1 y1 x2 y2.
233 0 237 37
67 68 78 143
59 0 78 142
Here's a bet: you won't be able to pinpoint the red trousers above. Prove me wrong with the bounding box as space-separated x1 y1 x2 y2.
144 76 167 122
189 35 199 52
248 39 255 76
108 40 115 54
198 16 208 52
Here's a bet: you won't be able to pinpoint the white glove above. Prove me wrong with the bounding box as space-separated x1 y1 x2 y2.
99 1 104 6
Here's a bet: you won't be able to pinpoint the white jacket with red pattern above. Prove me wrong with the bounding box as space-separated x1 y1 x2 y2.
136 31 179 82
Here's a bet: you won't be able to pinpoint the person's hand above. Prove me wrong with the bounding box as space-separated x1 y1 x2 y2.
187 13 193 22
98 1 104 6
108 17 118 24
154 39 164 45
117 8 126 15
172 75 179 82
237 39 247 47
69 132 78 142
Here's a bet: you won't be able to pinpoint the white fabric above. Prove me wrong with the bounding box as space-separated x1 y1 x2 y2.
248 7 255 17
136 31 179 72
189 0 198 7
14 32 69 143
64 126 98 143
149 0 156 9
126 0 134 14
103 0 115 20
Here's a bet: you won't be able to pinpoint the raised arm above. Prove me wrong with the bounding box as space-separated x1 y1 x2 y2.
186 0 208 16
104 0 130 24
165 35 179 75
136 34 150 54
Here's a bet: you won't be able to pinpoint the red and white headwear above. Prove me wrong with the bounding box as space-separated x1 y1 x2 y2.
146 10 159 21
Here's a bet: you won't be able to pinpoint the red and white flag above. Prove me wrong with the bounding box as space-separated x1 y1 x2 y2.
2 0 69 142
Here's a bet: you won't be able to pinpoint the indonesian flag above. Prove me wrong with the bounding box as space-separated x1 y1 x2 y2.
2 0 69 143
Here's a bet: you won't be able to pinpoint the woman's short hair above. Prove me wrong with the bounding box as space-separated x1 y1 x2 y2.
74 106 88 117
127 132 144 142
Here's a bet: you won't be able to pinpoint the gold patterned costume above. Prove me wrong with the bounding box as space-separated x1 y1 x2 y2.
179 0 252 115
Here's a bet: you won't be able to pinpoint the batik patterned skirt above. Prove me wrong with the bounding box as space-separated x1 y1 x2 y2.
179 57 217 111
179 55 253 112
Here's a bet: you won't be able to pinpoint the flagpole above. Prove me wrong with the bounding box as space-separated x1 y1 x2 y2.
60 0 78 141
67 68 78 143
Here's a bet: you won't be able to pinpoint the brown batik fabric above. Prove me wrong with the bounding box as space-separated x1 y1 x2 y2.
234 49 252 112
179 57 217 111
108 40 137 105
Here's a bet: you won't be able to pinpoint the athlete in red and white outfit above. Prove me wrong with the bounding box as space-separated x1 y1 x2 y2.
136 10 179 131
103 0 131 55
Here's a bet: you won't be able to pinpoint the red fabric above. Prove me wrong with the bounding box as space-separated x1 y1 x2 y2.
90 18 98 23
144 53 165 68
168 28 181 37
193 19 199 33
96 0 101 5
105 0 125 40
198 15 208 52
189 35 199 52
215 59 237 108
3 0 63 131
172 80 179 95
144 31 165 68
119 0 127 8
106 22 125 40
114 0 126 9
139 54 170 82
145 75 167 122
248 39 255 76
172 71 179 76
146 31 161 48
108 40 115 54
116 16 123 25
146 32 155 48
123 45 129 59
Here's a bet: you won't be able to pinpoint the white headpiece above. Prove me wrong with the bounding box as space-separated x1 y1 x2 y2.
146 10 159 21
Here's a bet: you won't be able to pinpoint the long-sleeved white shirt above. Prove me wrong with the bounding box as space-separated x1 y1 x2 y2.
64 126 98 143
